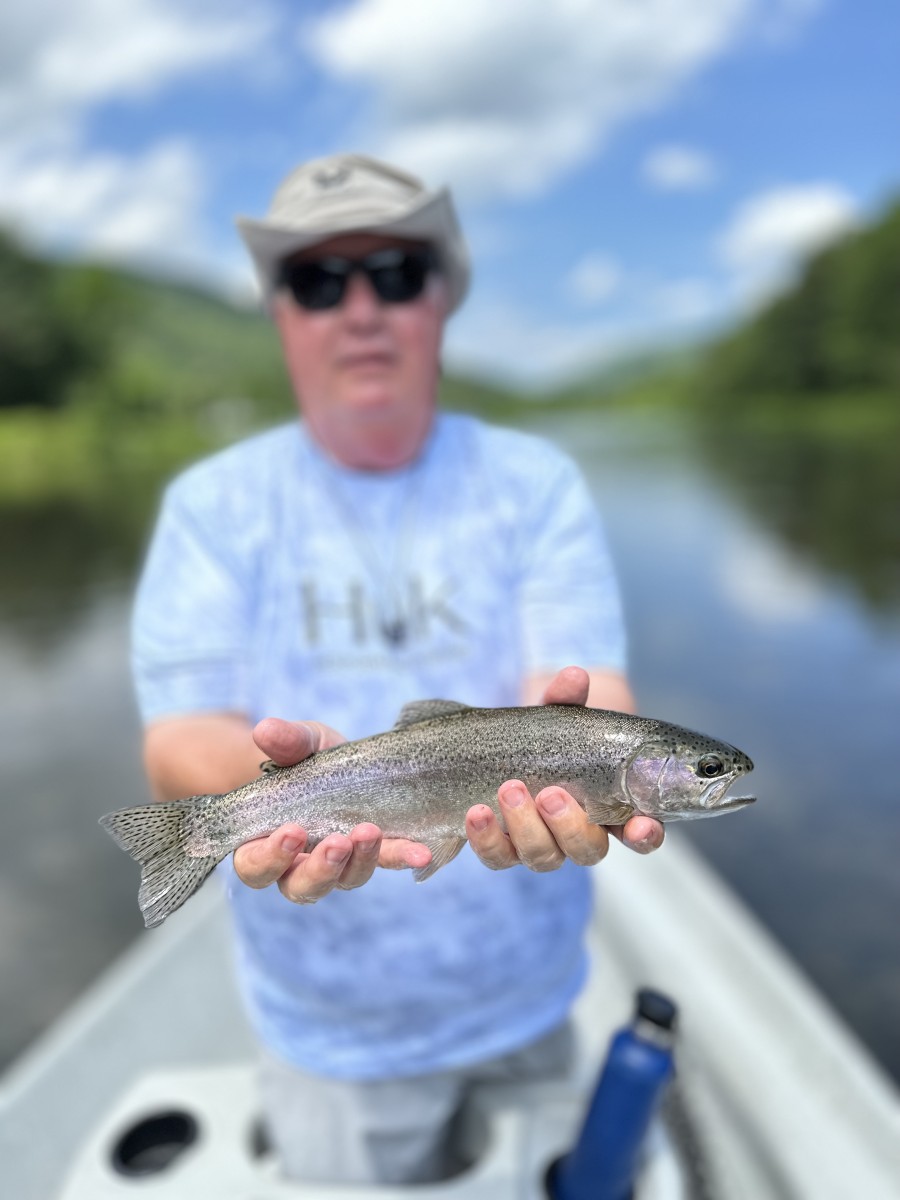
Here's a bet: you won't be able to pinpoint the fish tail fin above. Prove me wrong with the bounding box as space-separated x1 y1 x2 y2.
99 797 224 929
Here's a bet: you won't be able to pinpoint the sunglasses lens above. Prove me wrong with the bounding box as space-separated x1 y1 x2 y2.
281 249 436 310
284 261 348 310
367 250 431 303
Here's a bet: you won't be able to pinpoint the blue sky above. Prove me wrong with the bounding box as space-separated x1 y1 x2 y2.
1 0 895 386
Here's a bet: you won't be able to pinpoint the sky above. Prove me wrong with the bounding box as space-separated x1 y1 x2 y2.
1 0 896 387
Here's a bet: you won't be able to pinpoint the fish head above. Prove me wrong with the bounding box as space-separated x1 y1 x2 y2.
623 731 755 820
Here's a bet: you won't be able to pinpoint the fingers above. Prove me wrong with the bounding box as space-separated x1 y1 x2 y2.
234 822 386 902
378 838 434 872
333 824 383 890
534 786 611 865
469 781 610 873
541 666 590 707
497 782 566 871
253 718 346 767
469 779 667 874
610 814 665 855
233 823 309 888
274 833 355 903
466 804 520 871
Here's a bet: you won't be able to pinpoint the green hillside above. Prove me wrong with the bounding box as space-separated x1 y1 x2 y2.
697 197 900 422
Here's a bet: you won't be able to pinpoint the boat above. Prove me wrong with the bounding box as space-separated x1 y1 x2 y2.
1 833 898 1199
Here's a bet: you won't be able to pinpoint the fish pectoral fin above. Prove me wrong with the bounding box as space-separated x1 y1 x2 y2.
413 836 467 882
582 795 635 827
394 699 473 729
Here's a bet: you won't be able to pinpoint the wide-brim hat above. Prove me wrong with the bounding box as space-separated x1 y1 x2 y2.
236 153 470 313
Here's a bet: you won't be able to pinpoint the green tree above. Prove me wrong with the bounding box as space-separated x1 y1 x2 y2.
0 232 102 409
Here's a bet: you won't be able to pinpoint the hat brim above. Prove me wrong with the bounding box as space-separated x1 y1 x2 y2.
236 187 469 314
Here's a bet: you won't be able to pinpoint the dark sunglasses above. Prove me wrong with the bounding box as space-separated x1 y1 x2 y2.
278 247 439 311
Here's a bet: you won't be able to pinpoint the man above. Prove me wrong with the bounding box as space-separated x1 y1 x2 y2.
132 153 664 1184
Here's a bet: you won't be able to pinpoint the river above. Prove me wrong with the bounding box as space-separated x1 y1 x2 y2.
1 408 898 1085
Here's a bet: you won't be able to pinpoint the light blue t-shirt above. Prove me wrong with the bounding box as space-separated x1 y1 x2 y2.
132 413 627 1079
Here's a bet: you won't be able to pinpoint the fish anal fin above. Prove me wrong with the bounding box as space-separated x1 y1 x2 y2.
413 835 467 882
394 699 473 729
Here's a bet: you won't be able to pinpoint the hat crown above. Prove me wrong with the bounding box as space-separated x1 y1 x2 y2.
268 154 426 228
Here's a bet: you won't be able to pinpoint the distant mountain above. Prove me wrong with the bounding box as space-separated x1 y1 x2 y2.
552 342 706 407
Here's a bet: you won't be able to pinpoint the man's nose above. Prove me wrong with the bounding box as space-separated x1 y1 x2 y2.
341 270 384 325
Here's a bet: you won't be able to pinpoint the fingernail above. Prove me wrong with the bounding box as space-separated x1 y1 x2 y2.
503 786 526 808
326 845 351 865
281 835 301 854
356 839 377 854
631 836 657 855
538 790 566 816
471 813 490 832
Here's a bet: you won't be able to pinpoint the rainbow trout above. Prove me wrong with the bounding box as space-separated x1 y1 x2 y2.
101 701 754 928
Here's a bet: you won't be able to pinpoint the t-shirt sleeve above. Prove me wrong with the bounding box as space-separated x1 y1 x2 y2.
131 472 252 723
515 448 627 676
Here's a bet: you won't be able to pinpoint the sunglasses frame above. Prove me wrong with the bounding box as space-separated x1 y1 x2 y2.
277 246 439 311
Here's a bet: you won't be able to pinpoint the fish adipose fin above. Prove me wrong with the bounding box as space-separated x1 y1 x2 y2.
413 835 467 882
99 798 224 929
394 699 473 729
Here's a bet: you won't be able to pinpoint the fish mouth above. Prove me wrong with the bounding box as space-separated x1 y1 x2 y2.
713 793 756 811
703 777 756 811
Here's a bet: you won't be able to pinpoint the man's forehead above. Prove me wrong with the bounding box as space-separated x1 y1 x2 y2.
287 232 430 262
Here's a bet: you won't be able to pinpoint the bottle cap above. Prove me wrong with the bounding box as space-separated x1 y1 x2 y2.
636 988 678 1031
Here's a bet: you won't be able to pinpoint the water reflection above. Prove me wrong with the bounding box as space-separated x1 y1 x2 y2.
0 495 151 651
700 424 900 614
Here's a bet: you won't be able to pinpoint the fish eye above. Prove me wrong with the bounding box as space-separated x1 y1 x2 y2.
697 755 725 778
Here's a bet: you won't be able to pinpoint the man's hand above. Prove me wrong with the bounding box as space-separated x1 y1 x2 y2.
466 665 665 873
232 717 429 903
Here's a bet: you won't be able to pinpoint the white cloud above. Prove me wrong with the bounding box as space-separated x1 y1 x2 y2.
0 2 276 275
309 0 810 200
0 140 202 265
642 143 718 190
717 182 859 299
566 253 622 305
0 137 258 302
0 2 273 140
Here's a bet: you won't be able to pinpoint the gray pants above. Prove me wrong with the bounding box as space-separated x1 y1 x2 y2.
258 1023 574 1186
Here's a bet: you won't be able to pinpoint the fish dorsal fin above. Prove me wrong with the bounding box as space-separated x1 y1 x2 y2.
394 699 472 729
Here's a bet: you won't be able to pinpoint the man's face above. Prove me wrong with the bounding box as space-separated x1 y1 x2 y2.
271 232 448 470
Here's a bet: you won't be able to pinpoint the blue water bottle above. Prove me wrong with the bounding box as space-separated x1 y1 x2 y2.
548 988 678 1200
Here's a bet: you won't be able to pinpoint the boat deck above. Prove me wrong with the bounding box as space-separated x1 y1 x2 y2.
2 834 898 1198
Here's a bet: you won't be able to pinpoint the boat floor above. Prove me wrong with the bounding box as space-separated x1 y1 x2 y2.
1 834 898 1199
